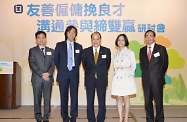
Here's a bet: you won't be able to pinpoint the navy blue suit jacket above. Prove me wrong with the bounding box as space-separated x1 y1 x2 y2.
82 46 111 87
54 41 83 83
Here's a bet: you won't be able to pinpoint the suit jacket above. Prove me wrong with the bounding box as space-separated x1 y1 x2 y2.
28 46 55 83
140 43 168 87
82 46 111 87
54 41 83 83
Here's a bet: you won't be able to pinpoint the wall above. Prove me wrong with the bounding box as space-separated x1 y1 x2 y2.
0 0 187 105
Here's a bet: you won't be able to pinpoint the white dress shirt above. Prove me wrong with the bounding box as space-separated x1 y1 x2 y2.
147 43 155 55
39 45 45 55
93 46 100 56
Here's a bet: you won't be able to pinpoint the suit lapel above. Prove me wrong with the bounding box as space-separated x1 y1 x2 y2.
150 44 158 62
45 47 50 60
63 41 68 62
89 47 95 65
74 42 77 66
96 46 103 66
37 46 45 60
142 46 149 62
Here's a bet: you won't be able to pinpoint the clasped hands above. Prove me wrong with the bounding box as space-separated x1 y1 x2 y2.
42 72 50 81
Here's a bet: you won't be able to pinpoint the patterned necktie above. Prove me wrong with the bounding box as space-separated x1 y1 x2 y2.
94 49 98 78
67 43 73 71
148 46 152 61
41 48 45 57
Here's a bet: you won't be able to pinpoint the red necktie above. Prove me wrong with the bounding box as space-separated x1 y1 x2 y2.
148 46 152 61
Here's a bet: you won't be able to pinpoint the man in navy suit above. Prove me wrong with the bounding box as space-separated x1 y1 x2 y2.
140 30 168 122
82 32 111 122
54 26 83 122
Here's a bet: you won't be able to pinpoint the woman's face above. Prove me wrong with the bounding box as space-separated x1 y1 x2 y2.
117 36 126 48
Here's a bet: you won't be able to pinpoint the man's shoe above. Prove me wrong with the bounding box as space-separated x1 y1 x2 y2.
63 119 70 122
43 121 49 122
63 120 69 122
70 117 76 122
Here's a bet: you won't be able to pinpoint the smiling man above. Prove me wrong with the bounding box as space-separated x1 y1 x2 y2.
54 25 83 122
28 31 55 122
140 30 168 122
82 32 111 122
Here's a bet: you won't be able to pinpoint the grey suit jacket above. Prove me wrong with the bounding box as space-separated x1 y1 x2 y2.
28 45 55 83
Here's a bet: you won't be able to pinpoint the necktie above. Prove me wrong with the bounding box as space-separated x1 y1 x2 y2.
94 49 98 78
41 48 45 57
148 46 152 61
94 49 98 64
67 43 73 71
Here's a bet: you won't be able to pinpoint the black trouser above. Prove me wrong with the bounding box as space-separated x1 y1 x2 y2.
86 78 106 122
143 85 164 122
59 71 79 122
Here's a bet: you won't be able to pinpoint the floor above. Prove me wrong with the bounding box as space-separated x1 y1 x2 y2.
0 106 187 122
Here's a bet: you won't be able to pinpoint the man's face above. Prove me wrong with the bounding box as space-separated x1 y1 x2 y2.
145 31 155 45
67 28 76 41
91 33 101 48
36 33 46 46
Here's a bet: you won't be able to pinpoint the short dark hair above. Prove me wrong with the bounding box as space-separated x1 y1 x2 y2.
144 30 156 38
91 31 102 39
35 31 46 38
115 34 129 47
64 25 77 41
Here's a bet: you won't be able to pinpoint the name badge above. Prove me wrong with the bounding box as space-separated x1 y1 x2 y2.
102 54 106 58
75 50 80 53
154 52 160 57
47 52 52 55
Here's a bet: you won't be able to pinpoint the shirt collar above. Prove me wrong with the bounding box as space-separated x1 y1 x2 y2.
38 45 45 49
67 40 74 45
93 46 100 52
147 43 155 49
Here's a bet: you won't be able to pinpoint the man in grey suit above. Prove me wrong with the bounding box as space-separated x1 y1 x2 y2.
28 31 55 122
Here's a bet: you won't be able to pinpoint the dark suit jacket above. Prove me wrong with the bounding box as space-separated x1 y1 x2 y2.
140 43 168 87
28 46 55 82
82 46 111 87
54 41 83 83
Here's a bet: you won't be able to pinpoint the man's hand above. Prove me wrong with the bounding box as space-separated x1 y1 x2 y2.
42 72 50 81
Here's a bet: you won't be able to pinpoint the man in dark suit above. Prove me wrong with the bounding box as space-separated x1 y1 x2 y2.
82 32 111 122
28 31 55 122
140 30 168 122
54 26 83 122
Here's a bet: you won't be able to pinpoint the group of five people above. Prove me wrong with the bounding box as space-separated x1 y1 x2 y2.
28 25 168 122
